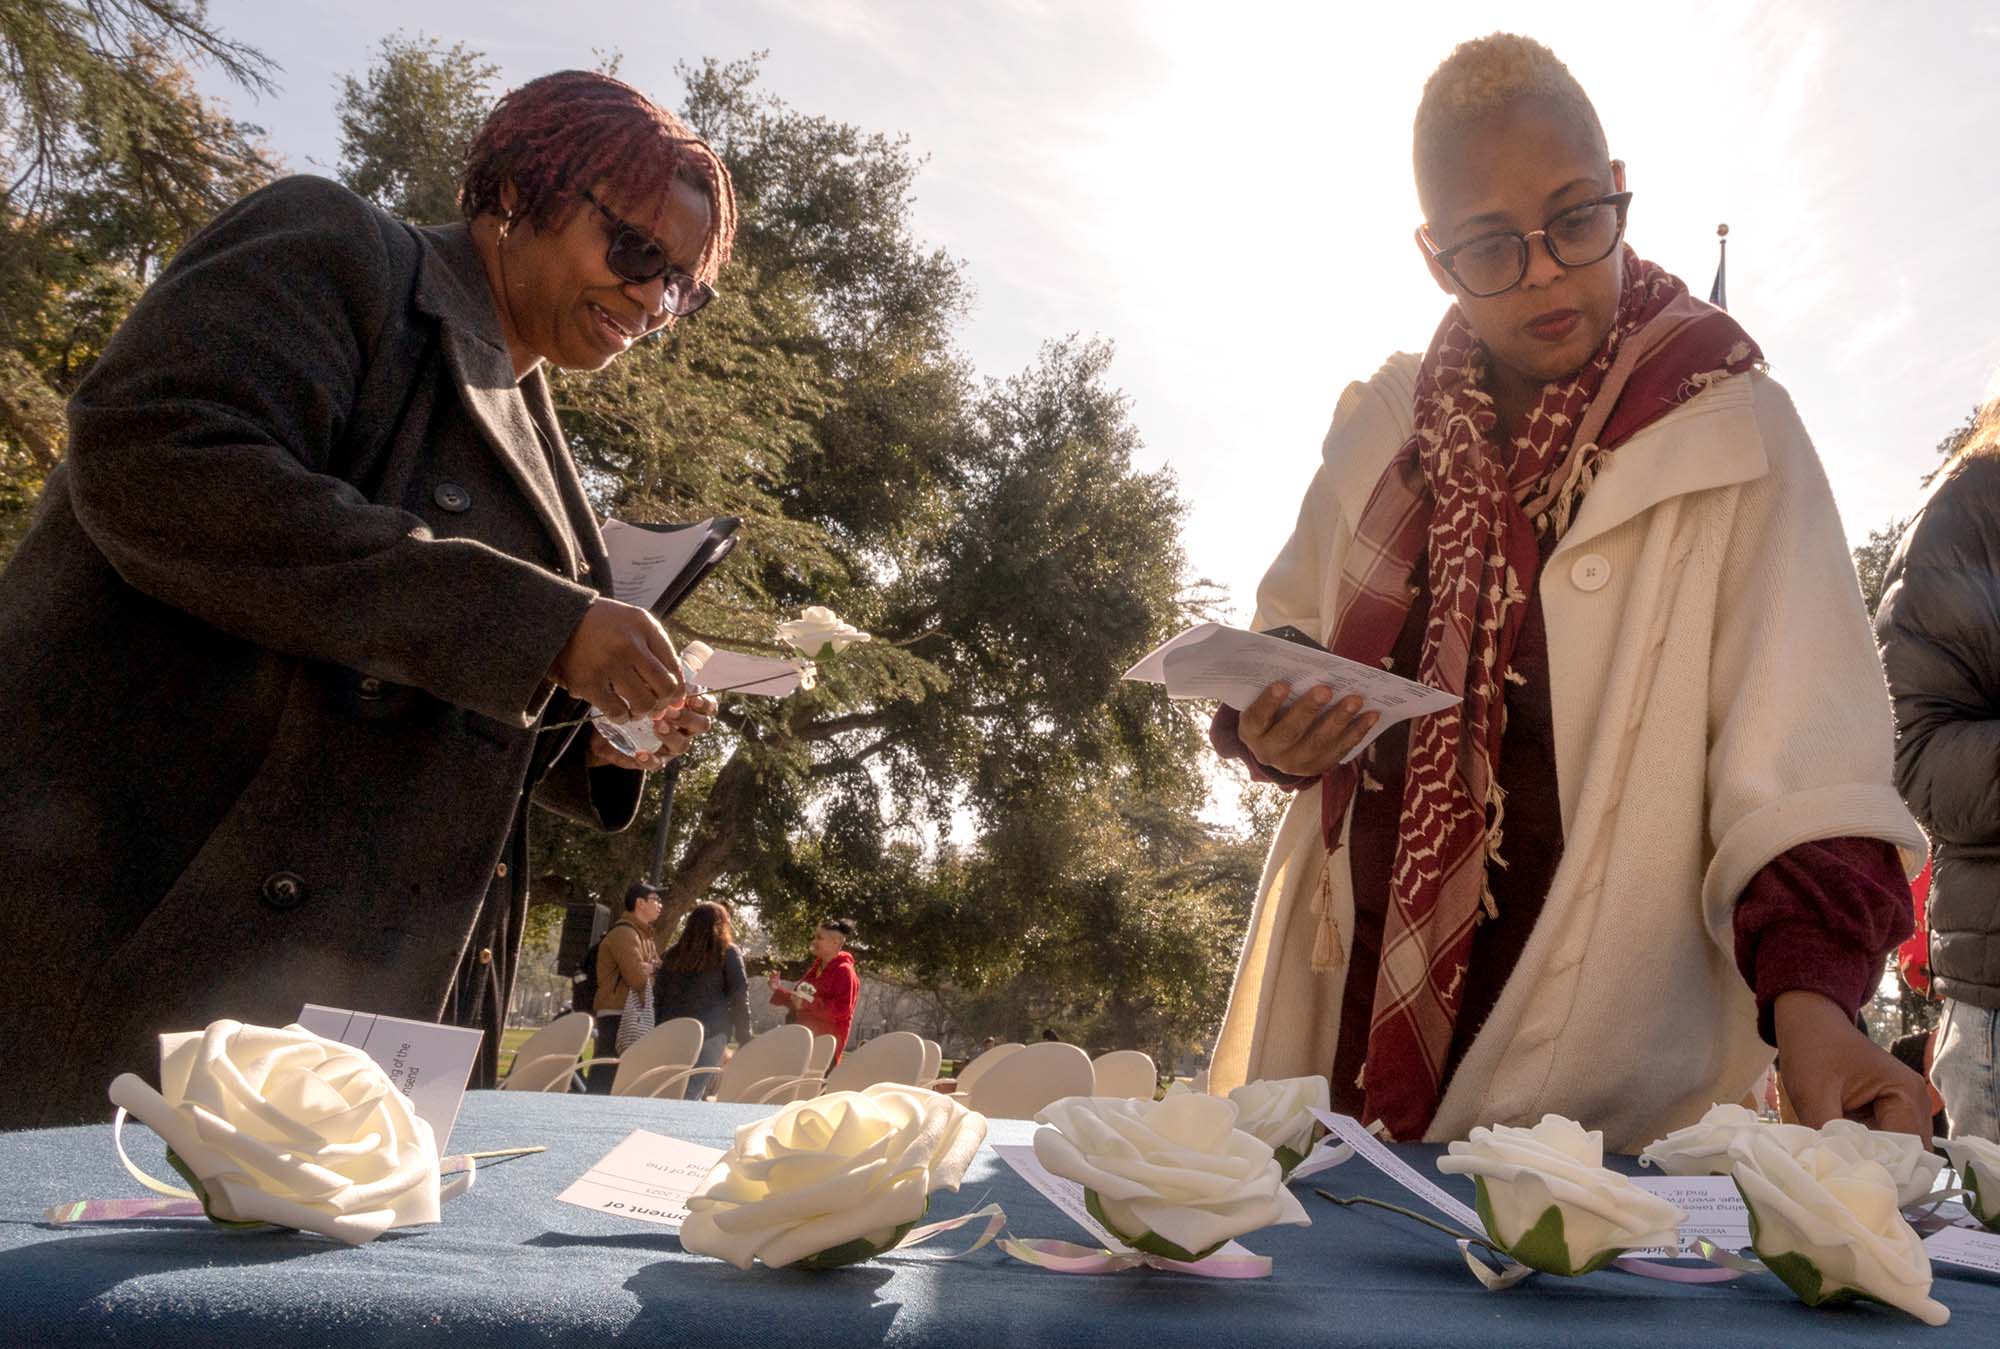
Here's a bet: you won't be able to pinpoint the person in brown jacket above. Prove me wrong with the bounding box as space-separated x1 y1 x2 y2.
587 882 664 1093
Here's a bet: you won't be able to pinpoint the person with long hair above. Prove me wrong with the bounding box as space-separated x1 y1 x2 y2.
1208 33 1927 1150
1877 397 2000 1141
0 69 729 1123
655 900 752 1099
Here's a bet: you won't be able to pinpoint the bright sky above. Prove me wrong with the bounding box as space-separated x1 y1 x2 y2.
204 0 2000 624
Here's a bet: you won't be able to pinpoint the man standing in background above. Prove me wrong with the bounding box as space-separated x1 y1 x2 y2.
769 918 859 1065
588 882 662 1093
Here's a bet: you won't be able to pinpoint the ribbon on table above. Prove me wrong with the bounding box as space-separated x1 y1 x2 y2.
999 1235 1274 1278
885 1202 1008 1259
43 1118 536 1226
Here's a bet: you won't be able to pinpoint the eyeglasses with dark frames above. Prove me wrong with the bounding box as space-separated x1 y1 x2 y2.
581 189 716 318
1423 191 1634 298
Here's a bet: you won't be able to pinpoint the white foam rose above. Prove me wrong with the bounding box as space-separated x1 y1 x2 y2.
1437 1115 1684 1276
1942 1135 2000 1231
1640 1103 1815 1176
1226 1076 1329 1171
777 605 872 660
681 1084 986 1270
1808 1120 1947 1210
1033 1092 1309 1262
107 1020 449 1246
1728 1130 1948 1325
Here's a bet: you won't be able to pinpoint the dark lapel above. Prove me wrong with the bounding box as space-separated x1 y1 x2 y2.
521 370 616 594
412 222 575 561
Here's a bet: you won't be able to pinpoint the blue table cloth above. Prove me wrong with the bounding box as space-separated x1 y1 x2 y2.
3 1090 1997 1347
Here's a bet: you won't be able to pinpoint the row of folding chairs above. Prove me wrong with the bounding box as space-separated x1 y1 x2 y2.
496 1014 1161 1119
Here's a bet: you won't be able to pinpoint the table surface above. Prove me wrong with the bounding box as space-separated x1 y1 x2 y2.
3 1090 1997 1348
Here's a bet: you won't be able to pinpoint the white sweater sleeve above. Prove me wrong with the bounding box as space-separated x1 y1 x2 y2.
1698 373 1926 949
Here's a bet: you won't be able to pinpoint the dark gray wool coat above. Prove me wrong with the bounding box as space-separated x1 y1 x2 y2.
0 176 646 1127
1877 450 2000 1012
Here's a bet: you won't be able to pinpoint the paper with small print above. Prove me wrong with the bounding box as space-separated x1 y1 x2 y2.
1311 1111 1484 1232
601 518 713 611
1123 623 1457 763
993 1144 1256 1258
557 1129 727 1228
697 647 808 698
1624 1175 1752 1255
296 1003 482 1149
1926 1223 2000 1275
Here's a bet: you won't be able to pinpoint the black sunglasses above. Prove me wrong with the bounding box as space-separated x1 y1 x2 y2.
1424 191 1634 298
581 190 715 318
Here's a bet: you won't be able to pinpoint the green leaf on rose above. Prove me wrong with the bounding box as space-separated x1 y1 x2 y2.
1735 1178 1877 1311
796 1201 925 1270
1472 1177 1620 1277
1274 1144 1306 1179
164 1148 264 1230
1085 1188 1224 1264
1966 1161 2000 1234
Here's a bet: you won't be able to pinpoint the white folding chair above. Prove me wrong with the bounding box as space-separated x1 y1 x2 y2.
1091 1049 1158 1100
695 1024 816 1104
585 1017 706 1099
918 1039 944 1088
497 1012 593 1093
966 1041 1094 1119
821 1030 927 1094
952 1042 1023 1095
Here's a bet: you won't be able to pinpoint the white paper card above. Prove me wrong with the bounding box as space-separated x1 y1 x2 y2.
1625 1175 1752 1255
556 1129 727 1228
1926 1223 2000 1275
1312 1110 1484 1232
601 518 712 611
992 1144 1255 1258
1123 623 1458 763
296 1004 483 1148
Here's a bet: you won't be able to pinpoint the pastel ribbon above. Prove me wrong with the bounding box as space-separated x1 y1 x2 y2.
998 1235 1273 1278
885 1202 1008 1259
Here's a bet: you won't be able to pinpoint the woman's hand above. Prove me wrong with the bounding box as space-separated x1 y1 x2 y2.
1236 682 1380 778
584 693 720 771
551 597 683 719
1774 990 1932 1145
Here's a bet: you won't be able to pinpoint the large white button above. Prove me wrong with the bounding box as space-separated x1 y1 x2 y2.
1570 553 1612 592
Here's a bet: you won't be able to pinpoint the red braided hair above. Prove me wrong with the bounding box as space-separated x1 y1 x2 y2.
460 69 736 283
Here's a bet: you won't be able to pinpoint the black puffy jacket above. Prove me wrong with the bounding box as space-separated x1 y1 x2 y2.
1877 452 2000 1009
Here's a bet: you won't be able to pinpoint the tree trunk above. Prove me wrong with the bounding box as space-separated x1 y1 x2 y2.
659 750 755 925
0 350 65 470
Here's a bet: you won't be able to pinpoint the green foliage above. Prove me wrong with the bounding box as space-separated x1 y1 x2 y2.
335 32 496 226
1472 1178 1620 1277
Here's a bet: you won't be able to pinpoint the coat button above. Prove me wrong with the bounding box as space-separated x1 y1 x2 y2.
494 862 509 878
357 676 384 700
1570 553 1612 592
433 482 472 513
478 947 494 966
260 871 307 910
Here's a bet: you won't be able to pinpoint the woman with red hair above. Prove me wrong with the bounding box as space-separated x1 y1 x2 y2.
0 71 735 1124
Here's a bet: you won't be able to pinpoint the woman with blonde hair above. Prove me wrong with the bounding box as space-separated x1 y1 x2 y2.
655 900 752 1098
1210 33 1927 1150
1877 396 2000 1141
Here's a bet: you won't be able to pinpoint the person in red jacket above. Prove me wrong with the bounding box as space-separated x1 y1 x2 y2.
769 918 860 1065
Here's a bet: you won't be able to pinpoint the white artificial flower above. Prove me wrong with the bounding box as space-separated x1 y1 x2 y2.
1033 1092 1309 1262
777 605 873 660
1811 1120 1947 1210
1226 1076 1329 1170
1437 1115 1684 1276
1941 1135 2000 1231
1640 1103 1815 1176
1729 1130 1949 1325
107 1020 446 1246
681 1084 986 1270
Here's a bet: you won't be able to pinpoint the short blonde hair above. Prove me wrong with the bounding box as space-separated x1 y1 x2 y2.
1413 33 1608 221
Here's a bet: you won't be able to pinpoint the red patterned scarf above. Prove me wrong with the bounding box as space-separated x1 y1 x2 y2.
1318 251 1760 1140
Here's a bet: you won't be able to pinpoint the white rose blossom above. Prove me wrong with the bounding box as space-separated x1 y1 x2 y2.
106 1020 452 1246
1033 1092 1310 1262
1942 1135 2000 1232
1810 1120 1946 1210
681 1084 986 1270
1437 1115 1684 1276
777 605 872 660
1728 1130 1949 1325
1226 1076 1329 1173
1640 1103 1816 1176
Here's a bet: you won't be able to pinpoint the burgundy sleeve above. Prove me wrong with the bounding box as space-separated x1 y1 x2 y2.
1732 836 1915 1045
1209 705 1315 790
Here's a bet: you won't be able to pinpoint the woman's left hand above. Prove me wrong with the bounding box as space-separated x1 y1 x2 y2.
1774 989 1933 1145
586 692 719 770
